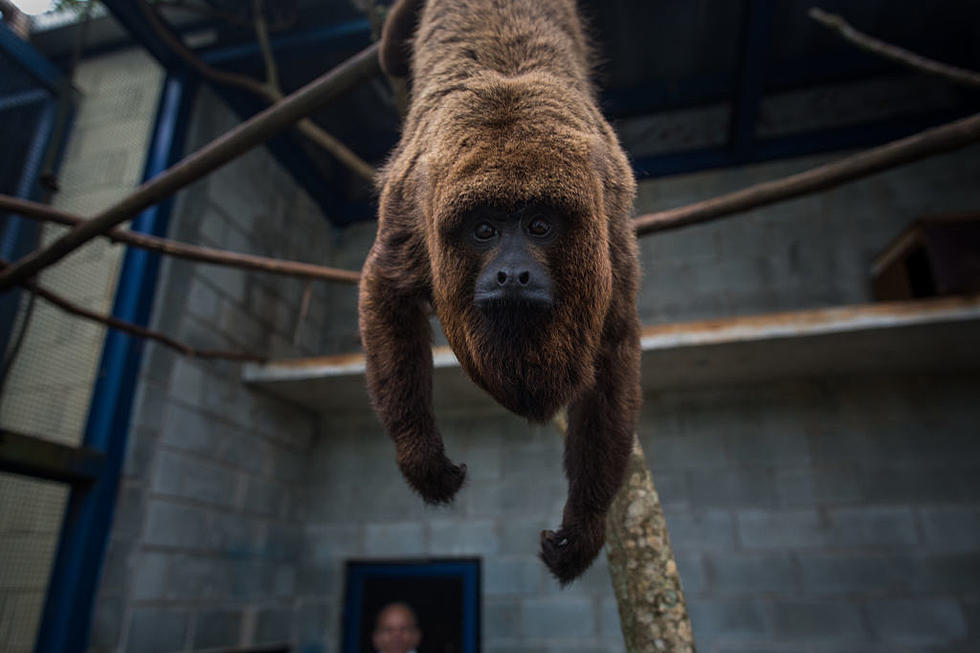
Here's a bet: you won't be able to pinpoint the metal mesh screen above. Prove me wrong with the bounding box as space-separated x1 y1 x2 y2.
0 472 68 653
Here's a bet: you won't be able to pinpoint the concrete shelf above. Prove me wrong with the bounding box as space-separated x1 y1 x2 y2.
243 295 980 414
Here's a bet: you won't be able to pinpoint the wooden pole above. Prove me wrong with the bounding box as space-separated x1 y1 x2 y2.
605 436 696 652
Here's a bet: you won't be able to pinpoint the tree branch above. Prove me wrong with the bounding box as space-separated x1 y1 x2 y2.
253 0 280 93
1 261 265 363
809 7 980 88
633 111 980 236
0 194 360 284
0 40 379 293
139 0 376 181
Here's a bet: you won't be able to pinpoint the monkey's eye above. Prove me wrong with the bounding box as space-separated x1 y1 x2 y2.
527 217 551 237
474 222 497 241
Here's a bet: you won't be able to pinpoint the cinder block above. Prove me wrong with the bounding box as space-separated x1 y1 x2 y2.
918 507 980 553
89 595 123 651
144 500 209 549
663 509 736 551
497 517 551 555
126 608 187 653
675 552 705 596
706 554 796 595
522 597 595 639
769 601 866 640
194 609 242 649
255 608 294 644
737 509 823 549
483 557 545 596
773 466 862 507
825 507 919 548
306 524 364 563
484 598 522 637
243 478 286 517
797 554 925 595
428 519 499 555
687 599 768 639
152 450 237 508
364 522 425 556
689 467 775 508
868 599 969 643
130 551 170 601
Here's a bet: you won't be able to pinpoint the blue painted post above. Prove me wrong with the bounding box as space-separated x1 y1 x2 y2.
34 73 195 653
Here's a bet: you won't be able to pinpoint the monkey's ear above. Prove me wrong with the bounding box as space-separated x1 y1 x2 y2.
380 0 425 78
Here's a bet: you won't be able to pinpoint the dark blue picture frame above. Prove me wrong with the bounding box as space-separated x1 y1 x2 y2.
341 559 481 653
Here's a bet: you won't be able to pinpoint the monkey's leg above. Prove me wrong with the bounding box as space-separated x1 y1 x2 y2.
359 242 466 504
540 316 640 583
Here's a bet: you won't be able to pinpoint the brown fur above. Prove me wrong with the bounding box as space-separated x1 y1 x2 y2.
359 0 641 584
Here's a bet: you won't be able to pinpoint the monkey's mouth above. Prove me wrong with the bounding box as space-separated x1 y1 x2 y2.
473 289 553 311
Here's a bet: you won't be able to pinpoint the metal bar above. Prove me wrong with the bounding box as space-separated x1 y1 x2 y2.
633 111 980 235
631 109 976 180
730 0 773 156
99 0 184 69
34 74 195 653
0 194 361 284
0 430 104 485
0 98 58 356
0 20 65 92
0 42 380 292
201 17 371 64
0 88 49 112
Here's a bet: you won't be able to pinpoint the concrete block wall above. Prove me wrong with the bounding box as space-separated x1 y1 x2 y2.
301 372 980 653
644 373 980 652
304 408 628 653
89 86 337 653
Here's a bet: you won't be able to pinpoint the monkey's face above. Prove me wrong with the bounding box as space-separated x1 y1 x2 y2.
431 192 612 421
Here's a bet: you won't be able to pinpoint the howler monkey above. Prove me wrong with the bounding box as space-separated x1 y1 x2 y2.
359 0 641 583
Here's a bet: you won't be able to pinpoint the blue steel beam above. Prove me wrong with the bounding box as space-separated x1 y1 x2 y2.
0 21 64 92
201 17 372 64
35 73 195 653
631 108 977 180
730 0 773 156
98 0 183 69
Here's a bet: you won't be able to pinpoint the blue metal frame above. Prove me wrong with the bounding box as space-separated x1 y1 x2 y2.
0 20 63 93
200 18 371 65
0 22 70 362
34 72 196 653
342 559 481 653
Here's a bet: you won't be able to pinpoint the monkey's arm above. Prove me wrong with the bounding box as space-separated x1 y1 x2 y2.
541 305 641 583
359 234 466 504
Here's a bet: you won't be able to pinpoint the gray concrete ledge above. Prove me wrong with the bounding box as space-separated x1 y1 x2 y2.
243 295 980 415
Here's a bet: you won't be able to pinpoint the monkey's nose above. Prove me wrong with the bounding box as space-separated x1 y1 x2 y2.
497 269 531 286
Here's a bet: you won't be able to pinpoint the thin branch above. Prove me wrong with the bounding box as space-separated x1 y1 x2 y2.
809 7 980 88
633 111 980 236
0 194 360 284
155 0 253 30
253 0 280 93
0 40 379 293
140 0 376 181
0 261 265 363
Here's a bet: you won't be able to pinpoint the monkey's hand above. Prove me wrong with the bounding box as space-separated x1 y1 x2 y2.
539 518 605 585
396 442 467 505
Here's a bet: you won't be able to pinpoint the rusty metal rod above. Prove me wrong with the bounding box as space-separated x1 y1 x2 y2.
0 41 379 292
0 194 360 284
0 260 265 362
634 112 980 235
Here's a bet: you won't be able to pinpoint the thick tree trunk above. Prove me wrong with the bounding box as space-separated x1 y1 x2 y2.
605 435 696 652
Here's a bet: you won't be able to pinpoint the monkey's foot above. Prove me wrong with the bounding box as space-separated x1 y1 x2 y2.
400 454 466 505
539 524 604 585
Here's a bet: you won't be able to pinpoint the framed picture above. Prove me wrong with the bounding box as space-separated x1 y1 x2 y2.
341 559 480 653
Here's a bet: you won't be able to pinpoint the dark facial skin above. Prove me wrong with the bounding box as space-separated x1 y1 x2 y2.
468 207 557 311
